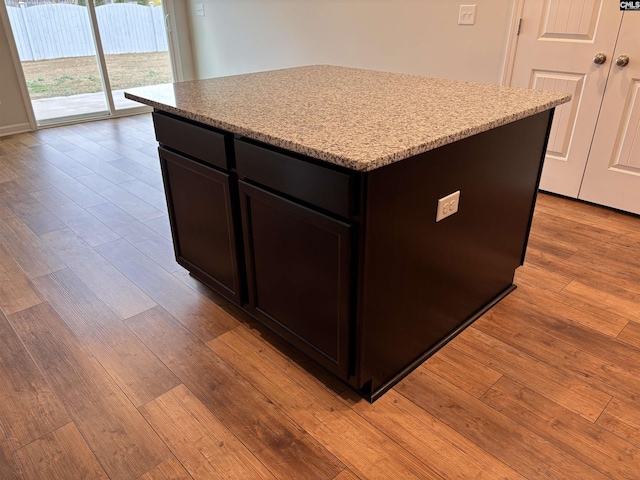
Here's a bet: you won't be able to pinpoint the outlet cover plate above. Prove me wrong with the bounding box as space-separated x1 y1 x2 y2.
195 3 205 16
436 190 460 222
458 5 476 25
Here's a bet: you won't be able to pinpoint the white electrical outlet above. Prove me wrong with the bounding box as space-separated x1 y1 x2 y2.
436 191 460 222
458 5 476 25
195 3 205 16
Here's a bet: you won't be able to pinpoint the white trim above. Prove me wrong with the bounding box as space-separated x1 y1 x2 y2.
500 0 525 87
36 105 152 130
163 0 184 82
0 122 32 137
0 1 37 131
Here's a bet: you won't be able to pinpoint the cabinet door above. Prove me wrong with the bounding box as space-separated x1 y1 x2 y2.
159 147 243 304
239 180 352 379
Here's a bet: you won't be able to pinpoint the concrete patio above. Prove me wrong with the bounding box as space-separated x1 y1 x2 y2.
31 89 146 122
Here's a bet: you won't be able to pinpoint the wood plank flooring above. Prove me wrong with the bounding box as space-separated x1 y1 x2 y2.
0 115 639 479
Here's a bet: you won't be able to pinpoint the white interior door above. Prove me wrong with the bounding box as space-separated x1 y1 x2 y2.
510 0 622 197
578 13 640 214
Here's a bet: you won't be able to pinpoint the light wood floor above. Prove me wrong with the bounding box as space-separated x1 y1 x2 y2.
0 115 639 480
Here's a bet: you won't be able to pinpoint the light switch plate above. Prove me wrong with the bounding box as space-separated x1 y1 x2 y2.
195 3 205 16
458 5 476 25
436 191 460 222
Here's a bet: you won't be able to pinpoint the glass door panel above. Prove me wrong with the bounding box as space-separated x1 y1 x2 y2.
5 0 109 123
4 0 173 125
96 0 172 112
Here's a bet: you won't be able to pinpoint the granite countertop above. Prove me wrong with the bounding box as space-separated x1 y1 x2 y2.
125 65 571 172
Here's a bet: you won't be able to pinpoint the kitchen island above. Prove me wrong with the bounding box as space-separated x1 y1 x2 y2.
125 66 570 401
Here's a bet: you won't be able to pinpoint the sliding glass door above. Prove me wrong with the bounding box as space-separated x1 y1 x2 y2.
95 0 172 112
4 0 173 125
6 0 109 122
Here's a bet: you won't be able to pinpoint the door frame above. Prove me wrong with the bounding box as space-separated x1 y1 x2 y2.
0 0 37 132
0 0 184 130
501 0 525 87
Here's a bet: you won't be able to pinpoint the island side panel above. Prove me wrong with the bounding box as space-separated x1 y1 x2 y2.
357 110 554 396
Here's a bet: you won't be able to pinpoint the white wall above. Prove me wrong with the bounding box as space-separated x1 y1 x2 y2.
0 9 31 136
186 0 514 85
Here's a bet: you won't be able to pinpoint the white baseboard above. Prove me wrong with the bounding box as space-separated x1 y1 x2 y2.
0 122 33 137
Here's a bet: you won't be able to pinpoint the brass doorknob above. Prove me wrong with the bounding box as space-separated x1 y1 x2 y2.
593 53 607 65
616 55 630 67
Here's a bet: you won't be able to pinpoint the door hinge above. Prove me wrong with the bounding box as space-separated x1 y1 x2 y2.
516 18 522 36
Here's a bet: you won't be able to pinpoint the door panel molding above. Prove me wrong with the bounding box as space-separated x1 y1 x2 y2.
610 79 640 172
540 0 601 41
531 70 585 158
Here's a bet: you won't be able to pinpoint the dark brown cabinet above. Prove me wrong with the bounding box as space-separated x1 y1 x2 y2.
238 180 352 379
151 108 555 402
158 147 243 305
157 118 355 379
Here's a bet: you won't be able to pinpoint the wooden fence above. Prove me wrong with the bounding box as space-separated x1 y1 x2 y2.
7 3 167 61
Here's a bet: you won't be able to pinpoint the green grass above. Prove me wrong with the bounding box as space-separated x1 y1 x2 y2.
22 52 172 100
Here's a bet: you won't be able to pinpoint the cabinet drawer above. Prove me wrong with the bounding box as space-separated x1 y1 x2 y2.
153 112 230 170
235 139 355 218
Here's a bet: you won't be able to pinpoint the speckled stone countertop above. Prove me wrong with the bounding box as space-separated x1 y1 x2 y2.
125 65 571 172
